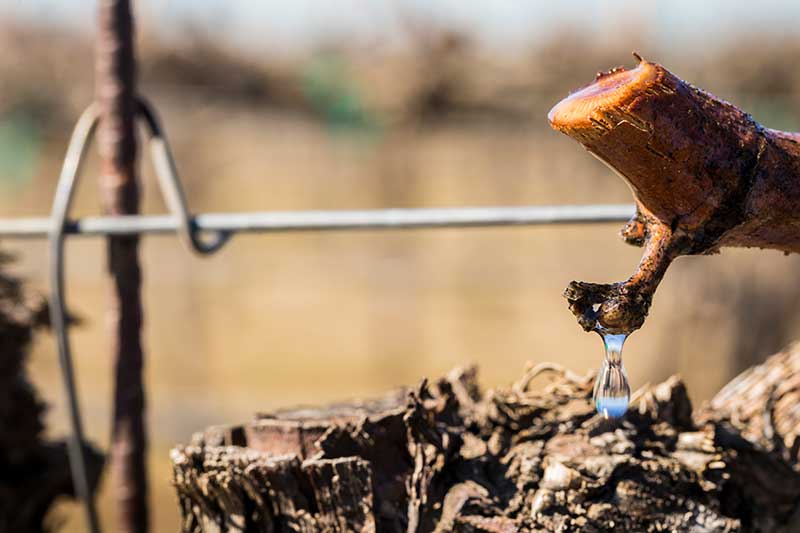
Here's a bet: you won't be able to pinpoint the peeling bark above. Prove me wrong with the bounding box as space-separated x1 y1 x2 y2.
548 57 800 334
171 348 800 532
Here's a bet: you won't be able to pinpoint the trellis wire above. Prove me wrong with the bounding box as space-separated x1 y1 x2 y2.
1 204 634 239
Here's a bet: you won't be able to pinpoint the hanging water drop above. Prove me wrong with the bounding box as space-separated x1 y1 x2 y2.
593 332 630 419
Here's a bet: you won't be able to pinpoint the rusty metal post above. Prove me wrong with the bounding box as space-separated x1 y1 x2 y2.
96 1 149 531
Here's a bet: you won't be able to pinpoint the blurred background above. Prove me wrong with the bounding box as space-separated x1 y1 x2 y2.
3 0 800 530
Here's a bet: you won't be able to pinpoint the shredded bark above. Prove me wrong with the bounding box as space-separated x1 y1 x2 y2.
171 347 800 532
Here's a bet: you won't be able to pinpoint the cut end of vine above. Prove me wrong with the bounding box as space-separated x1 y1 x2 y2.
547 60 659 134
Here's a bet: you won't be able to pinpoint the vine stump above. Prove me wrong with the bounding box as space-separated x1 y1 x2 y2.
171 348 800 532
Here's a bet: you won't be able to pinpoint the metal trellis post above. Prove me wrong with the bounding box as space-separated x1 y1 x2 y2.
96 1 147 531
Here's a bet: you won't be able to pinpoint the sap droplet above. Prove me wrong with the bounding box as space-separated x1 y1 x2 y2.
593 332 630 419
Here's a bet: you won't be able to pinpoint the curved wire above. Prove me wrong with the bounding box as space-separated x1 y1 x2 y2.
48 103 102 533
47 97 228 533
47 96 229 533
136 97 231 254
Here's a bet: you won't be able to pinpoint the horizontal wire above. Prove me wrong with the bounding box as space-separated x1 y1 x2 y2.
0 204 635 239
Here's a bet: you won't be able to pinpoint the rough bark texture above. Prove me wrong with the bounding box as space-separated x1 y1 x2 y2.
96 1 148 531
0 252 103 532
171 346 800 532
548 56 800 335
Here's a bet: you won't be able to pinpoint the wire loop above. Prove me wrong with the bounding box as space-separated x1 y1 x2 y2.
47 97 229 533
137 97 232 254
